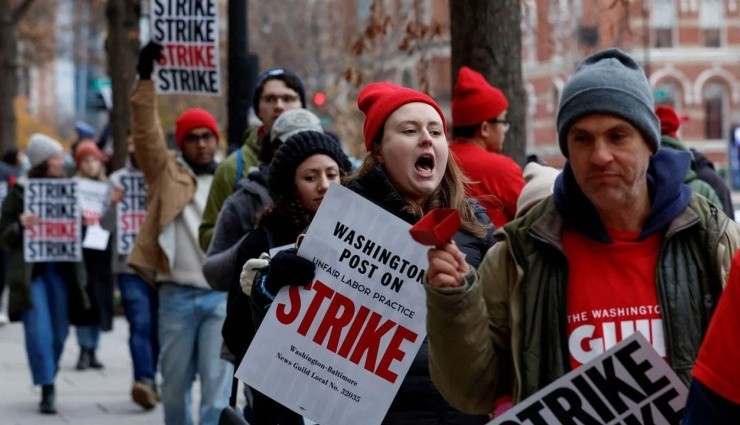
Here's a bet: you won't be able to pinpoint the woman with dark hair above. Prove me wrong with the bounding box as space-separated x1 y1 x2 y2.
0 134 89 415
221 130 353 424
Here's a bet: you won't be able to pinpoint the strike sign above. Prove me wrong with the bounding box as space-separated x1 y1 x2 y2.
116 172 147 255
489 333 688 425
237 184 428 425
151 0 220 95
24 179 81 262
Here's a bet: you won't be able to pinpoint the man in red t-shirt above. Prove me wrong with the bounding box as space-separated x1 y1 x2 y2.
683 250 740 424
449 66 524 227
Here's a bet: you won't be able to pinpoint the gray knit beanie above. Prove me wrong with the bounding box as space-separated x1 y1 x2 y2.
556 48 660 157
26 133 64 168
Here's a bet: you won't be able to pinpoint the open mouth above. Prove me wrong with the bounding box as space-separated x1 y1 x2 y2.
415 154 435 176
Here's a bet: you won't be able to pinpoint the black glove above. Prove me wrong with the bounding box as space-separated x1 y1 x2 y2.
137 41 164 80
264 248 315 294
251 248 315 310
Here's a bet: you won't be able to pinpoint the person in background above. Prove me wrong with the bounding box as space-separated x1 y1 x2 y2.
654 105 723 211
0 133 90 414
106 133 160 410
72 140 113 371
130 41 232 425
690 147 735 220
423 48 740 415
234 131 353 424
199 68 306 252
203 108 324 422
683 250 740 424
448 66 524 227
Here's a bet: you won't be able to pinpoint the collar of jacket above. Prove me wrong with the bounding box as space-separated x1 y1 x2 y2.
347 165 417 224
552 147 692 243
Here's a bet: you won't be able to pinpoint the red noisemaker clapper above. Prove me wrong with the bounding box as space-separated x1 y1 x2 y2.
409 208 461 246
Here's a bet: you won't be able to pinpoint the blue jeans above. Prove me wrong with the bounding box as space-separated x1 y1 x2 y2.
76 325 100 349
21 264 69 385
119 273 159 382
159 283 232 425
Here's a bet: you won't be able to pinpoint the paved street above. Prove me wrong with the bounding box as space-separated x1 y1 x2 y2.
0 316 167 424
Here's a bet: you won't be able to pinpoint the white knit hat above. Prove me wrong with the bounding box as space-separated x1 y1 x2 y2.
26 133 64 169
516 162 561 218
270 109 323 144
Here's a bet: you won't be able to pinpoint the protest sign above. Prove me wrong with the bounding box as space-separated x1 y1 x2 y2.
75 177 109 224
237 184 428 425
24 179 81 262
489 333 687 425
116 171 147 255
151 0 220 95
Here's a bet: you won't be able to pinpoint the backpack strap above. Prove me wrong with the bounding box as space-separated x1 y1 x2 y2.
234 148 243 193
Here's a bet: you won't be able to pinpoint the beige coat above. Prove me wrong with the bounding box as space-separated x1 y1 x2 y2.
126 80 197 284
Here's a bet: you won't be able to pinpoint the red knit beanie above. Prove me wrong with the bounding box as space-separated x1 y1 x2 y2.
175 108 220 149
74 140 102 166
452 67 509 127
357 82 447 152
655 105 681 137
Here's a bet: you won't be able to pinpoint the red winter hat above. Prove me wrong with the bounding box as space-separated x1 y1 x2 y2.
175 108 220 149
452 66 509 127
655 105 681 137
74 140 102 166
357 82 447 151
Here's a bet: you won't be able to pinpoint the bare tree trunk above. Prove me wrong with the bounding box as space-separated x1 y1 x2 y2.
0 0 37 153
450 1 525 165
105 0 140 171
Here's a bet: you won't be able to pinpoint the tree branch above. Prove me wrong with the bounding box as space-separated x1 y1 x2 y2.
11 0 37 24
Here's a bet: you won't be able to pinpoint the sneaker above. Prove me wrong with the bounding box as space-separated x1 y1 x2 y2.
131 381 158 410
0 313 8 327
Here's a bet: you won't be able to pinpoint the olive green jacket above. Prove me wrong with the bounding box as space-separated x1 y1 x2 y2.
426 194 740 414
198 129 260 252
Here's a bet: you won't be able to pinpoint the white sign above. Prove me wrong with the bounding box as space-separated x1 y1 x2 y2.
237 184 428 425
75 177 109 224
115 172 147 255
24 179 81 262
151 0 221 95
489 333 688 425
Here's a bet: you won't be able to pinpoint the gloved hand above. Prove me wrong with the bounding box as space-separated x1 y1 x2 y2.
264 248 315 294
240 252 271 296
137 41 164 80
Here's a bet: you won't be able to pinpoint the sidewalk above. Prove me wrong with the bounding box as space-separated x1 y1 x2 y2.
0 316 165 424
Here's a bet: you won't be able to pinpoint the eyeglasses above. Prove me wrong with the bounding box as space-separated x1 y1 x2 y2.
488 119 511 131
260 94 300 105
183 131 216 144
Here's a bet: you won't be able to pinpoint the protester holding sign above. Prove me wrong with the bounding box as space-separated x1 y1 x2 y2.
424 48 740 417
129 43 232 425
106 134 160 410
330 82 492 424
0 133 90 415
199 67 306 252
72 140 113 372
683 250 740 424
224 130 352 424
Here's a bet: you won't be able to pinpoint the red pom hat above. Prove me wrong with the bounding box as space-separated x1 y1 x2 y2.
451 66 509 127
174 108 220 149
357 82 447 152
655 105 682 138
74 140 102 166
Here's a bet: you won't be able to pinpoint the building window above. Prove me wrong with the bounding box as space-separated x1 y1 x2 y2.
700 0 723 47
704 83 726 140
651 0 675 48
